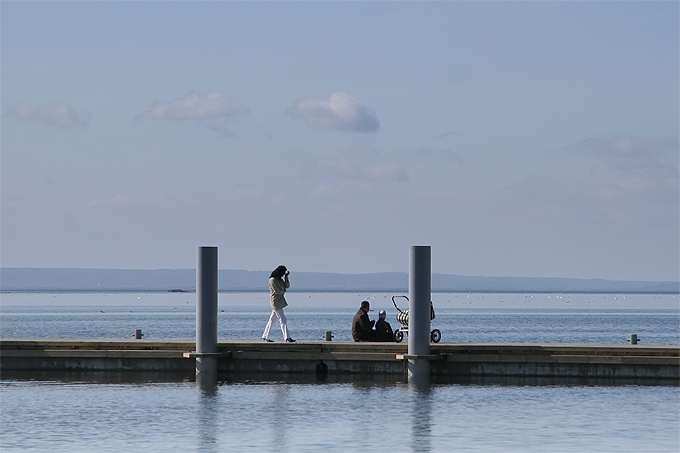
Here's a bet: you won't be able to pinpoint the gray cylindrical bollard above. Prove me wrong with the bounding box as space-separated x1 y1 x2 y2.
408 245 431 380
325 331 333 341
630 334 639 345
134 329 143 340
196 246 218 375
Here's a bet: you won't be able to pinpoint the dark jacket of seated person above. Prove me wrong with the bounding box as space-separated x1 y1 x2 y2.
374 310 394 342
352 301 375 342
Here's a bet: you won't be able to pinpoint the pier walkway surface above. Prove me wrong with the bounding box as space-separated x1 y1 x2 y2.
1 339 678 385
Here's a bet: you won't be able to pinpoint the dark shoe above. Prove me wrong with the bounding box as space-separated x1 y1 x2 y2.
285 338 296 343
263 338 274 342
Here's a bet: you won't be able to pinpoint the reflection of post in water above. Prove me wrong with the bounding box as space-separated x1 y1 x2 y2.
268 384 290 451
197 372 218 395
197 375 219 452
409 380 433 453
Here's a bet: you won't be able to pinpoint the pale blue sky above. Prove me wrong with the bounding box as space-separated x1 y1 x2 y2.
1 1 678 281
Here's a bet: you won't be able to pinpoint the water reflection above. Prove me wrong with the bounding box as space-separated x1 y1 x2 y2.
409 378 433 452
1 372 677 452
196 374 218 452
2 370 674 387
268 384 291 451
196 372 218 395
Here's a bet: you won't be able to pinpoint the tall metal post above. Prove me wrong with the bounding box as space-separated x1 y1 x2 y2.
408 245 431 381
196 246 218 377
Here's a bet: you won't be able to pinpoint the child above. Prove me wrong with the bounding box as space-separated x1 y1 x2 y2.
374 310 394 342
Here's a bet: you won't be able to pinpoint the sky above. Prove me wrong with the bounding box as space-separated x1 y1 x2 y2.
1 1 678 282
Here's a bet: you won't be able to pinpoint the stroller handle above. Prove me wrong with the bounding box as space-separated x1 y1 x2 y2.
391 295 408 313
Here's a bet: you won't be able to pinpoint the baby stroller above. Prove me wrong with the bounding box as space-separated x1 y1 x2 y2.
391 295 441 343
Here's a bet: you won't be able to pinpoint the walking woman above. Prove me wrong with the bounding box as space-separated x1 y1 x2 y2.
262 265 296 342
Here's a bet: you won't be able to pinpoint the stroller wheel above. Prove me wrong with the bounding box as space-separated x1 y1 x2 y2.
430 329 441 343
394 330 404 343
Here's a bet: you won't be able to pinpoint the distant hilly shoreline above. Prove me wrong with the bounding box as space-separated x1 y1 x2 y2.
1 268 678 294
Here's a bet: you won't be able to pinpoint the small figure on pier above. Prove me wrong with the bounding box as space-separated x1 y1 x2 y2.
352 300 375 342
374 310 394 342
262 265 296 343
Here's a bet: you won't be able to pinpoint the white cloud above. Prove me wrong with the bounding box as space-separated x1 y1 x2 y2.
303 149 407 183
86 194 162 209
364 161 410 181
5 102 91 128
309 181 373 197
411 147 464 166
136 91 248 120
301 145 408 197
86 189 265 211
573 136 678 177
500 166 678 227
216 188 263 203
286 91 380 132
563 135 679 220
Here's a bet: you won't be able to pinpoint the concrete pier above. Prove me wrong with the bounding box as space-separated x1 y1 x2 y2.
2 340 678 384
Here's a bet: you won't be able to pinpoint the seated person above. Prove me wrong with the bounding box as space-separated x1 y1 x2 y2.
352 300 375 342
374 310 394 342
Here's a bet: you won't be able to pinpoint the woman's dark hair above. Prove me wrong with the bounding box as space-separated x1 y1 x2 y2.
270 265 287 279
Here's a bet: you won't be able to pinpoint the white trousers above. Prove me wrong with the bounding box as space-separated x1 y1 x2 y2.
262 309 289 340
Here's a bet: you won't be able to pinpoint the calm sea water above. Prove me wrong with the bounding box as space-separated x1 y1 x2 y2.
1 292 679 452
1 377 678 453
0 291 678 344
